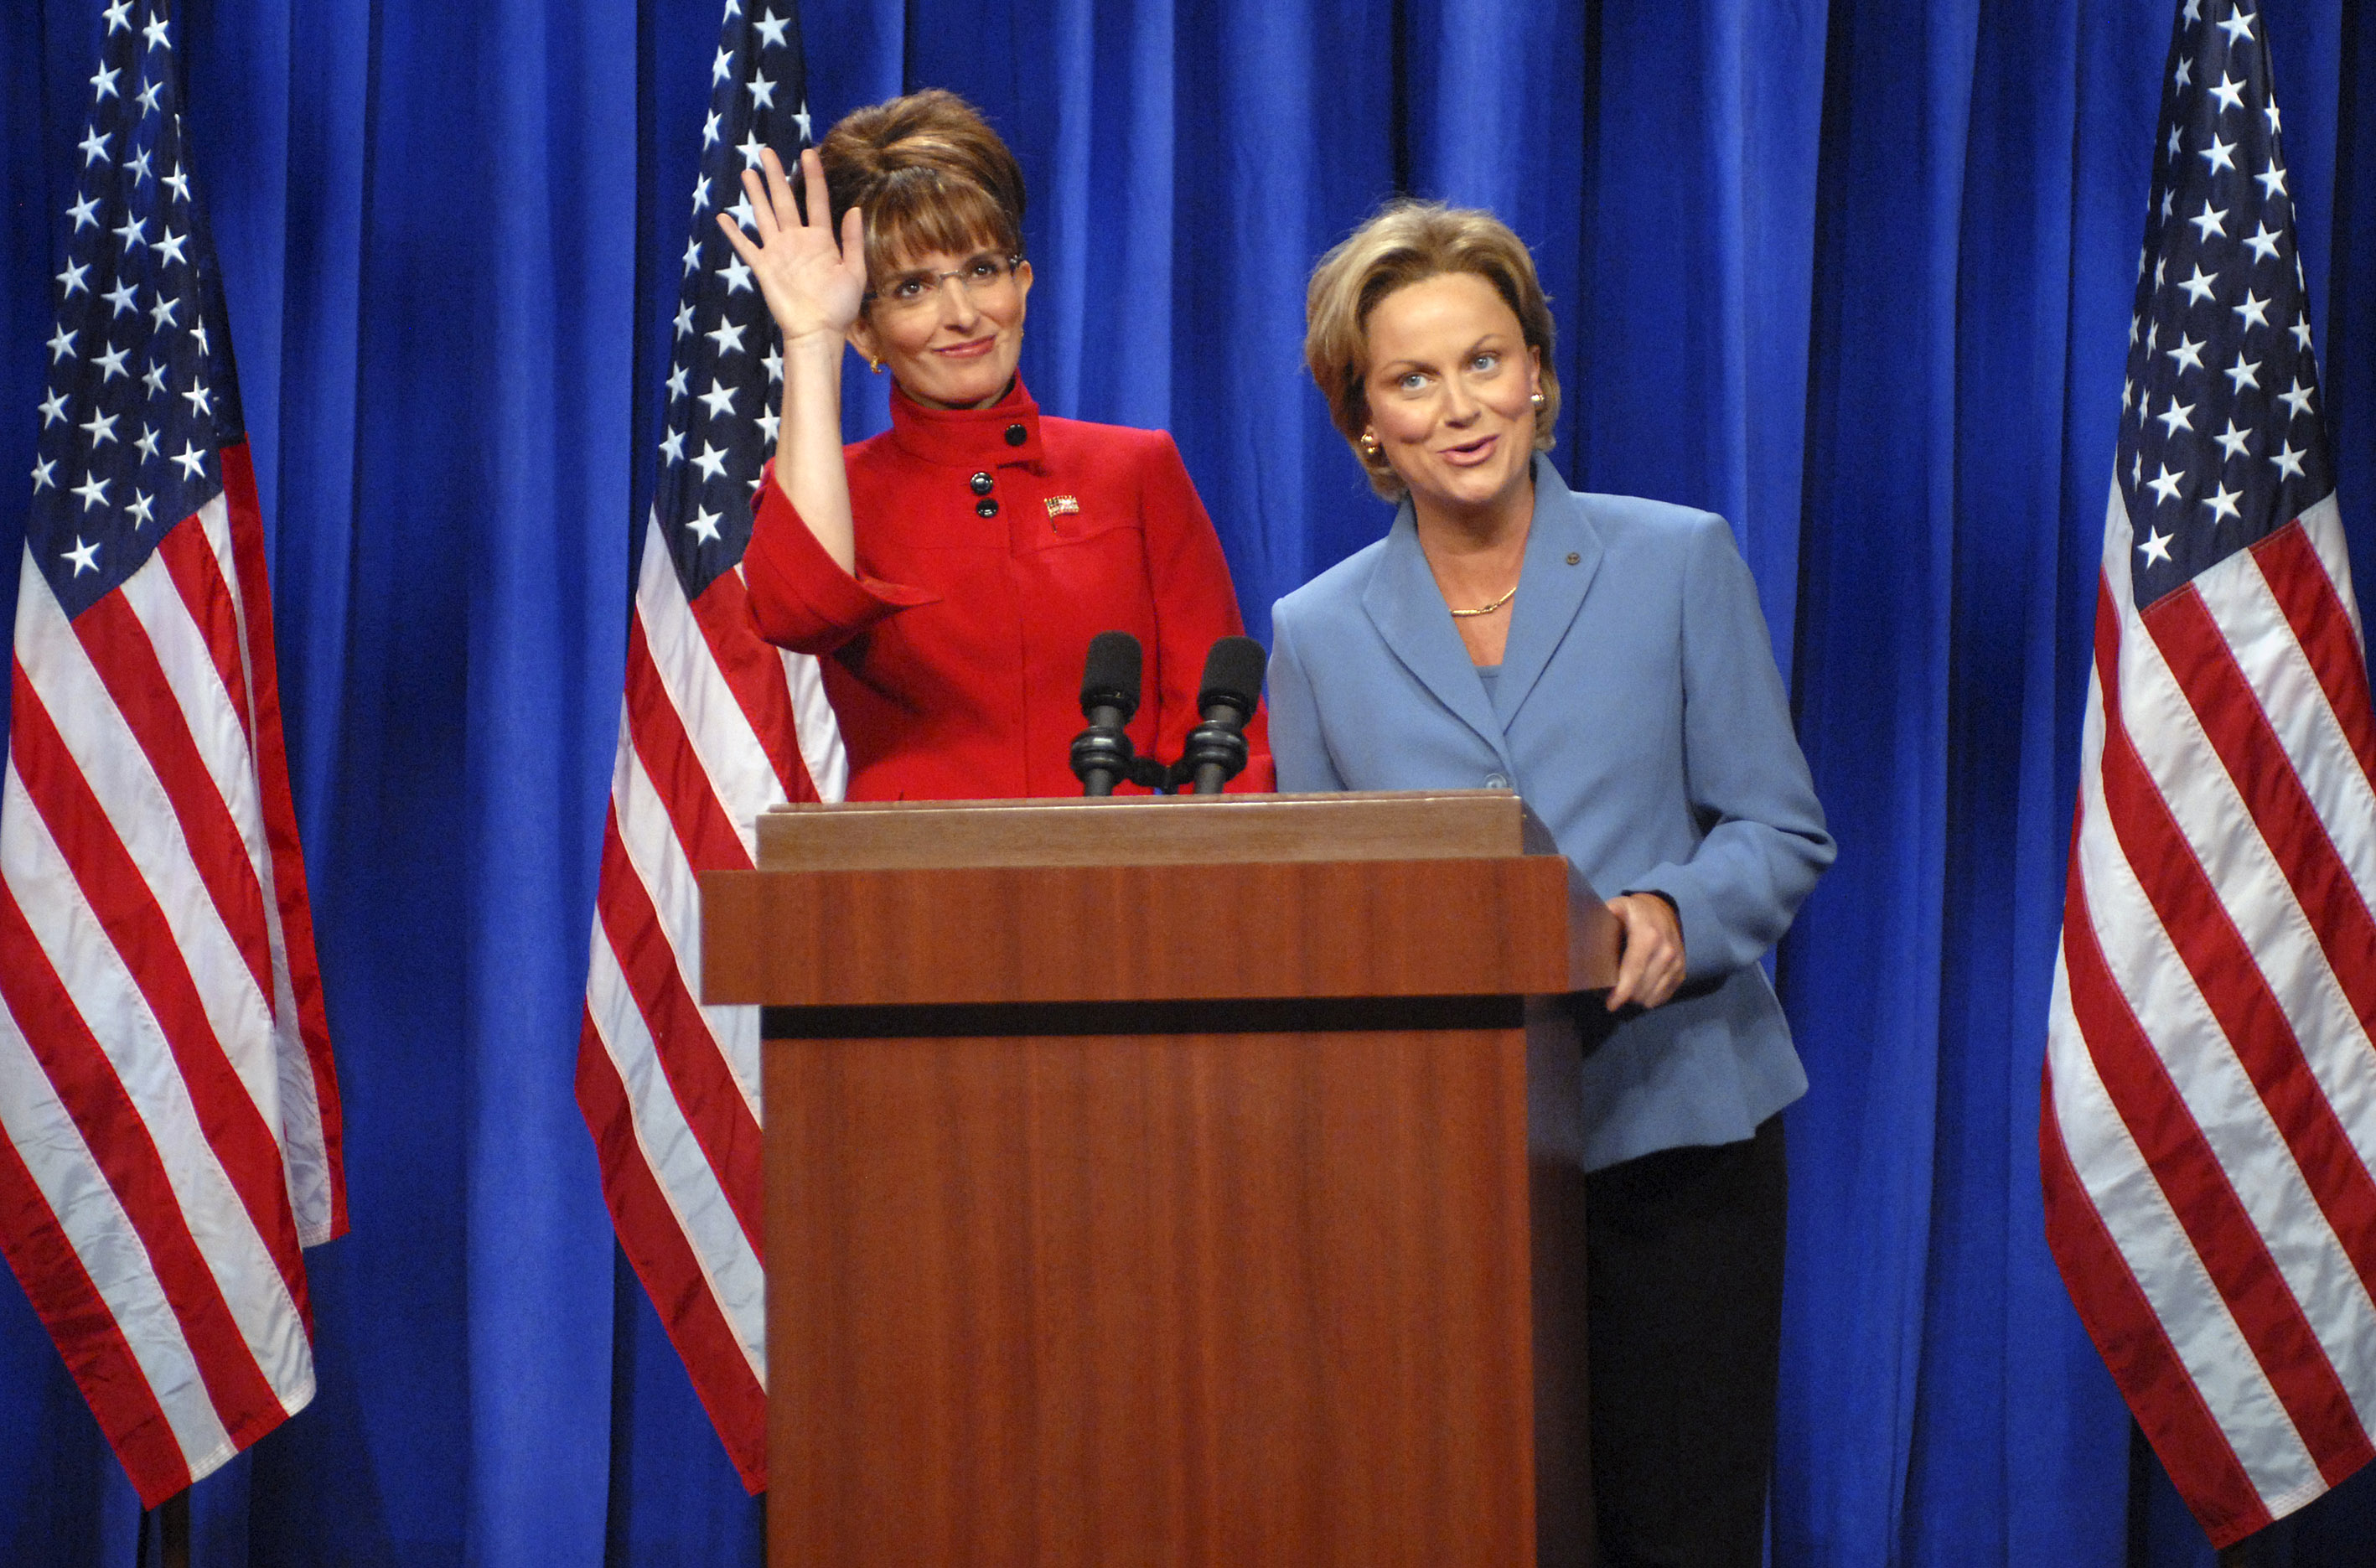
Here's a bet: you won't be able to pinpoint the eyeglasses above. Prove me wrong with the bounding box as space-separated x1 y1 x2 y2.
865 254 1023 317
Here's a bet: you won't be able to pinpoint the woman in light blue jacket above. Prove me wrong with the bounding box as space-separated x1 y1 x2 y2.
1271 202 1834 1567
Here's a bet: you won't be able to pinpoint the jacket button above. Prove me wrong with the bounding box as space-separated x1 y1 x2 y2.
970 471 995 494
1485 773 1509 789
976 498 1000 518
1004 423 1028 447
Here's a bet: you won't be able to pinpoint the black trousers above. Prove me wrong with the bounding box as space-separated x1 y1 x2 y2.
1585 1114 1788 1568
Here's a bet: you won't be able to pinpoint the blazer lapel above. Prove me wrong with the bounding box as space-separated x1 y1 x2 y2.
1494 456 1604 726
1360 502 1509 762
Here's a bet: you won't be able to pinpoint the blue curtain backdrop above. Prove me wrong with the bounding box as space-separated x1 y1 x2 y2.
3 0 2373 1563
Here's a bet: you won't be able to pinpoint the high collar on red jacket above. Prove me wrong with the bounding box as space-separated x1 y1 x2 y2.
883 376 1048 470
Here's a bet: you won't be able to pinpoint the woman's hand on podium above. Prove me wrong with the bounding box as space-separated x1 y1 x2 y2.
1604 893 1684 1012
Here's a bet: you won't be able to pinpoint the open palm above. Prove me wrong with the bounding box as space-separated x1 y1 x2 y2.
718 146 867 345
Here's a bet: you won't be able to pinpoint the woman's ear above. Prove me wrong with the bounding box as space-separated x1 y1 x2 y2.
847 314 881 370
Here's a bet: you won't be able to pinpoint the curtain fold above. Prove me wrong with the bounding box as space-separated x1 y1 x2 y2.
3 1 2372 1563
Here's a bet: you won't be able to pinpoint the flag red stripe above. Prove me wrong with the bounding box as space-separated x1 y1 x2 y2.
688 572 819 805
220 448 344 1239
2131 592 2376 1300
2041 1054 2272 1547
2253 520 2376 783
0 877 288 1457
593 815 762 1253
70 590 276 1005
576 1017 766 1490
624 614 758 876
7 670 309 1317
2085 598 2373 1477
2149 573 2376 1014
2062 867 2371 1482
154 513 256 752
0 1092 192 1507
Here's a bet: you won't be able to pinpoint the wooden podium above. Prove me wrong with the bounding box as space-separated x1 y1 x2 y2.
702 791 1617 1567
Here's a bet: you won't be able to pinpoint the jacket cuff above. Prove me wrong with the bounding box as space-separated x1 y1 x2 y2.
744 468 937 652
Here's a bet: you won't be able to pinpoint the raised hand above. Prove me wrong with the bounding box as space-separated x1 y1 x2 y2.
717 146 868 348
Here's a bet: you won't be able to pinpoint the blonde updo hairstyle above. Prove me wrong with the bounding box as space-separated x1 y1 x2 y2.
819 90 1028 297
1304 201 1560 500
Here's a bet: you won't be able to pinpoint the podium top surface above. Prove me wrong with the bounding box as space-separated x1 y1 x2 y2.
709 790 1619 1007
757 789 1556 871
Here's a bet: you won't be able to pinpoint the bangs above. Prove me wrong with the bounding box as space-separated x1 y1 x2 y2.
862 169 1020 281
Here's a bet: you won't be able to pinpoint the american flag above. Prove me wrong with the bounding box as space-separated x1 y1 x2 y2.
575 0 844 1490
0 0 343 1508
2042 0 2376 1546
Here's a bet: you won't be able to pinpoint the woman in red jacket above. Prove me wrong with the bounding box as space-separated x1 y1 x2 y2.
718 91 1270 800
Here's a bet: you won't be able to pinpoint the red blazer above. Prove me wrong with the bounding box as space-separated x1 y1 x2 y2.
743 380 1273 801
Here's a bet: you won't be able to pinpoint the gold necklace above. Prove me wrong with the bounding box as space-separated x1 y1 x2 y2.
1447 582 1519 618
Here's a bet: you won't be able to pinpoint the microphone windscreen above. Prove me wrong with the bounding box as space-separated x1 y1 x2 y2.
1197 636 1269 717
1081 631 1144 718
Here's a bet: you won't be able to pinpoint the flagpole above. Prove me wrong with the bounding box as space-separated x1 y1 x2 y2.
153 1490 189 1568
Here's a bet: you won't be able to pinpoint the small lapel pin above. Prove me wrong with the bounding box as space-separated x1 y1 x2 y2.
1045 495 1081 518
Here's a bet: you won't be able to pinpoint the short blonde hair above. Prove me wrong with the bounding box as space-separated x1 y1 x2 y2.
820 91 1027 293
1304 201 1560 499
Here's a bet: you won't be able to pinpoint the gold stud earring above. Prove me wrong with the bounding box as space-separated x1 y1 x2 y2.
868 356 884 375
1359 431 1381 456
1530 391 1545 409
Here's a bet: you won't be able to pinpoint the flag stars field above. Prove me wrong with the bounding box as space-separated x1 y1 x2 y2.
2115 0 2323 575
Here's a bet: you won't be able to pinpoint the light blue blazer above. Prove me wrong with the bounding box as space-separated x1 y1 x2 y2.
1267 456 1835 1171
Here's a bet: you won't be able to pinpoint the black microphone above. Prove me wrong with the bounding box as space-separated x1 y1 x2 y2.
1070 631 1142 796
1176 636 1266 794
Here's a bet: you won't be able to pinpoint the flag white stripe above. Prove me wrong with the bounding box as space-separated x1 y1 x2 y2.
1 761 312 1405
2114 505 2376 1194
586 929 767 1383
2213 548 2376 897
733 550 850 802
13 567 279 1113
614 723 763 1115
2047 961 2318 1510
638 515 784 849
781 642 847 802
186 494 338 1244
2098 490 2376 1424
118 519 268 895
2292 497 2366 649
0 988 232 1471
2071 708 2376 1442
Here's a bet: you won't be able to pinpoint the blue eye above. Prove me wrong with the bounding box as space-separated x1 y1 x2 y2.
1472 351 1501 372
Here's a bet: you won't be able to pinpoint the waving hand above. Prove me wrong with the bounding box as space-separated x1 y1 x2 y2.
717 146 868 348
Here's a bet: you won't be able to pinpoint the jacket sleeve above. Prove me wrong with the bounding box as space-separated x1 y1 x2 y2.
1138 433 1276 792
741 464 937 655
1622 515 1835 981
1262 606 1347 794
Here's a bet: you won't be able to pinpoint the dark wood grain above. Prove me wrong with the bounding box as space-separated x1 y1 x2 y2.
705 856 1591 1007
765 1025 1538 1568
